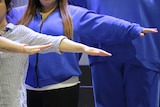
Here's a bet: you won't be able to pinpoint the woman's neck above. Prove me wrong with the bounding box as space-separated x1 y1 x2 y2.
40 2 58 13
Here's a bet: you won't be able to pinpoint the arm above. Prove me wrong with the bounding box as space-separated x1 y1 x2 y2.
0 36 52 54
73 7 157 44
3 24 111 56
60 39 112 56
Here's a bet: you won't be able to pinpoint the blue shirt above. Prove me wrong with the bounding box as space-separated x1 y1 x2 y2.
9 5 144 88
69 0 160 72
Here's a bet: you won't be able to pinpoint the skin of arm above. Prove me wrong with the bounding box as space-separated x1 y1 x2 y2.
1 24 111 56
60 38 112 56
0 36 53 54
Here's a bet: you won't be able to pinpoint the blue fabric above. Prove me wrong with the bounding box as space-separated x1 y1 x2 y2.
9 5 144 88
69 0 160 71
7 5 26 24
68 0 160 107
91 62 160 107
26 6 143 88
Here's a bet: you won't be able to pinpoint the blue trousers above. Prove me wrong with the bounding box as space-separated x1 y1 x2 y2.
91 62 160 107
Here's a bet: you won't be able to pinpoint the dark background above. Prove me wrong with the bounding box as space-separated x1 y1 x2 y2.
78 66 95 107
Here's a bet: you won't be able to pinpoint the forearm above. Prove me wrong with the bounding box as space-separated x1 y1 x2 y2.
59 39 86 53
0 37 24 53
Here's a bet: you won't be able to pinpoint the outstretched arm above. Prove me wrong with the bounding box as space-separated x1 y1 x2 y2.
60 39 112 56
0 36 52 54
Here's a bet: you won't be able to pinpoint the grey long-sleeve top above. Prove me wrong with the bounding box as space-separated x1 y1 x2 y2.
0 23 66 107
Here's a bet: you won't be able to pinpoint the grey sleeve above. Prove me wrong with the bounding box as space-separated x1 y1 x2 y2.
7 25 67 54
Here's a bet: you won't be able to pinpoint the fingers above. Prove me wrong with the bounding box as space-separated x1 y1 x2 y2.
140 28 158 37
24 43 53 54
142 28 158 33
96 51 112 56
140 33 144 37
85 47 112 56
30 49 41 54
38 43 53 50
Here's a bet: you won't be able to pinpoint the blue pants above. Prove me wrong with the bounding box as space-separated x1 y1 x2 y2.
91 62 160 107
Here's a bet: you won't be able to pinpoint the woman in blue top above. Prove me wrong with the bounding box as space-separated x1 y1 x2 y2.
1 1 113 107
69 0 160 107
13 0 157 107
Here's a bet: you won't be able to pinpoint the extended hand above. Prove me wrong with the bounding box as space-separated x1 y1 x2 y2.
84 47 112 56
23 43 53 54
140 28 158 37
